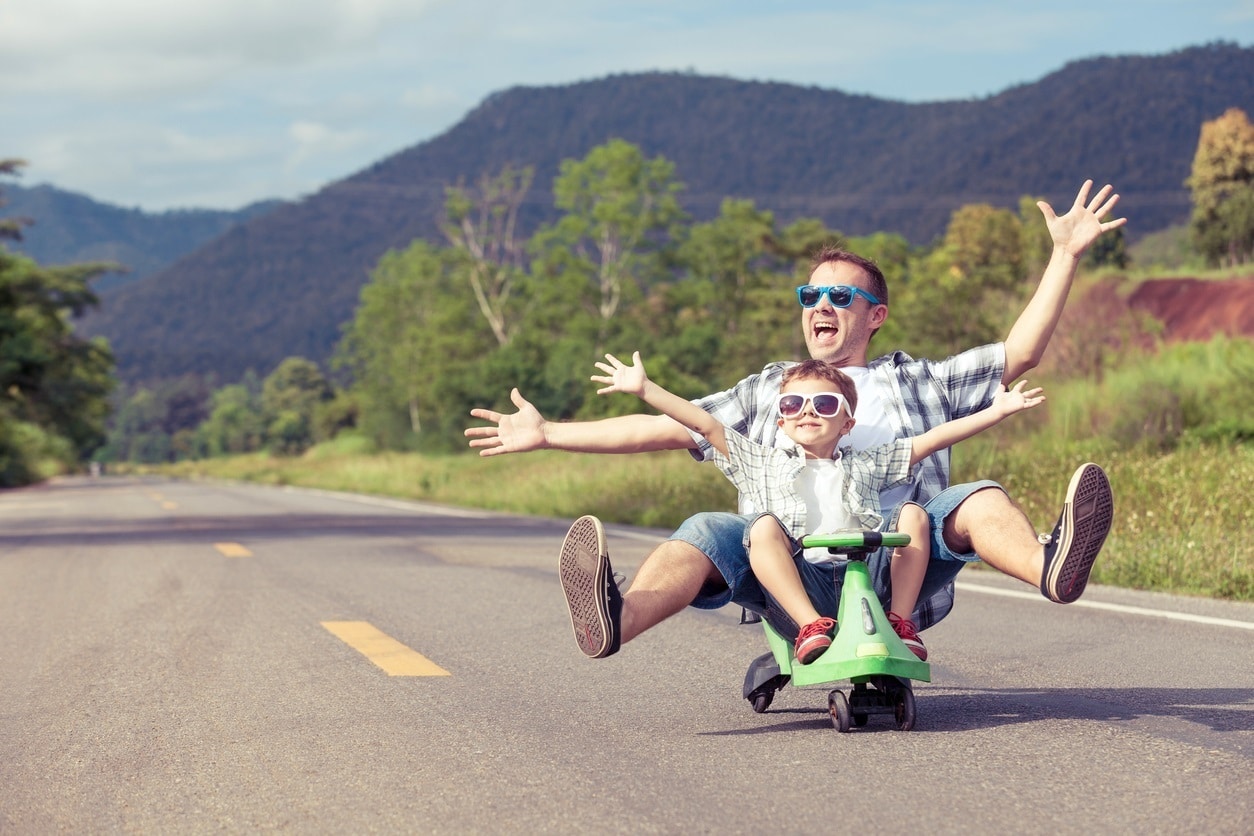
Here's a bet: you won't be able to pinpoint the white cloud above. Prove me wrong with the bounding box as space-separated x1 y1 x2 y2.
400 84 461 110
0 0 443 97
1 0 1248 210
286 120 369 170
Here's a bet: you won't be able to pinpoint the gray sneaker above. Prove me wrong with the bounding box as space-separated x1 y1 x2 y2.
559 515 622 658
1040 463 1114 603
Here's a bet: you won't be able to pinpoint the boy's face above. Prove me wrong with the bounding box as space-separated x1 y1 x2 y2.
776 376 855 457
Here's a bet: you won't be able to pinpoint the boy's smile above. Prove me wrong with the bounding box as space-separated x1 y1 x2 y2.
777 377 855 459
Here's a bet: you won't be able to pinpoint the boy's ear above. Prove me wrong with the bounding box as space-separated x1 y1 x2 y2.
777 417 786 430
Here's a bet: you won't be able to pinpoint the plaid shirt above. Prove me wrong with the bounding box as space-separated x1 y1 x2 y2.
690 343 1007 628
713 431 914 538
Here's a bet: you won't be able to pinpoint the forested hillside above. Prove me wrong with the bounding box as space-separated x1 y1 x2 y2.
5 184 281 291
74 43 1254 384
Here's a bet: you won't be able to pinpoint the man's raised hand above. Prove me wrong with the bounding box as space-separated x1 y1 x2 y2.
1037 179 1128 259
465 388 548 457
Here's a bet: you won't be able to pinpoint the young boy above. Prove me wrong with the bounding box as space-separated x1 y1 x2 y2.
592 351 1044 664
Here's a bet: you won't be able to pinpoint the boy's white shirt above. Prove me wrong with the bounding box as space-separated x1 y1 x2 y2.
796 456 859 563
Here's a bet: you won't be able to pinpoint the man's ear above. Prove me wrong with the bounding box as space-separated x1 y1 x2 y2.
868 304 888 331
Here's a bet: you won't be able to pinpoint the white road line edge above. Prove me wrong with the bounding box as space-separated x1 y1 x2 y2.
955 581 1254 630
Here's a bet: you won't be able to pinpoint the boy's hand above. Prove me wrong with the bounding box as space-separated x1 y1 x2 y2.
592 351 648 397
994 380 1046 417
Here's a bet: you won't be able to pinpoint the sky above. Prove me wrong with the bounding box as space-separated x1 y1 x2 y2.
2 0 1252 213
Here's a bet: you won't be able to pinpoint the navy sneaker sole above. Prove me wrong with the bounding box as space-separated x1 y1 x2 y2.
559 515 620 658
1041 463 1114 603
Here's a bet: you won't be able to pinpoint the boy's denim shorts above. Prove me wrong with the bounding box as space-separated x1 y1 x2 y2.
669 480 1004 638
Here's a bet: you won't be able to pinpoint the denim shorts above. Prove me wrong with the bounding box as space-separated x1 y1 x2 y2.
669 479 1005 638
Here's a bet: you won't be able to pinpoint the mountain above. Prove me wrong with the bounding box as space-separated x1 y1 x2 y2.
2 183 283 292
74 42 1254 384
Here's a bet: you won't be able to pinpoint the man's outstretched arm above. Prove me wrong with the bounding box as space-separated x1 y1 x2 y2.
1002 180 1128 383
465 387 696 457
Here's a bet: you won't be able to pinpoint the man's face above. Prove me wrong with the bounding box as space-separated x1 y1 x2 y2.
801 261 887 366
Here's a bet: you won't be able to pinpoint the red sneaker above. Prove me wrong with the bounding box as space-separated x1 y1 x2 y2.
888 612 927 661
794 617 837 664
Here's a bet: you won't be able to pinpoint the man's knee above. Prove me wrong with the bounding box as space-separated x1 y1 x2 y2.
645 538 723 586
941 485 1011 553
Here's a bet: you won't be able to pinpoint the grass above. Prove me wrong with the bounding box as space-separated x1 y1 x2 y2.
132 335 1254 603
144 436 1252 602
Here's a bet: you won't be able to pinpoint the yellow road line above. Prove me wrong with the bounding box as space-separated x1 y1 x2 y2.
214 542 253 558
161 501 179 510
321 621 451 677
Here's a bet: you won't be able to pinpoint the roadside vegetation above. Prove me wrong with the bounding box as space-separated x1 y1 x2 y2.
144 335 1253 602
5 110 1253 602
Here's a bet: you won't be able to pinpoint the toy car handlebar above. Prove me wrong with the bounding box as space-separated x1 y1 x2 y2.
801 530 911 553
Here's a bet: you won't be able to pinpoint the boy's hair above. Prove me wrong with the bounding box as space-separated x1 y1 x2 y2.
781 360 859 413
808 246 889 308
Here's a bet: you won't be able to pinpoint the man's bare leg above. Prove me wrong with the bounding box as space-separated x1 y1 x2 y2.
942 486 1042 584
560 515 726 658
620 539 725 643
940 464 1113 603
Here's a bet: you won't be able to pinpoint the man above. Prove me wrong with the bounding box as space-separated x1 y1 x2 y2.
466 180 1123 660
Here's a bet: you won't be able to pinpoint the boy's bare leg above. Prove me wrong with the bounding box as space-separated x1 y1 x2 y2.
888 502 930 620
747 517 823 626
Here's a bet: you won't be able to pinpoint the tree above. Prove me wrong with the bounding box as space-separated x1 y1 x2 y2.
0 247 115 482
1187 107 1254 266
896 204 1027 358
260 357 333 455
0 159 31 242
198 382 266 456
338 241 487 449
441 165 535 347
668 199 784 387
530 139 686 338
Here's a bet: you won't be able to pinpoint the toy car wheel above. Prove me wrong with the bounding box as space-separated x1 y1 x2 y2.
828 690 852 733
894 686 916 731
751 691 773 713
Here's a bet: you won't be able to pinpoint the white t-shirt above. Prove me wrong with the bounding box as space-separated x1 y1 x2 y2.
796 456 858 563
838 366 913 511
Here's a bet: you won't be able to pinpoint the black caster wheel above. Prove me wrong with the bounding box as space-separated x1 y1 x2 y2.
751 691 773 713
828 689 852 733
894 685 917 731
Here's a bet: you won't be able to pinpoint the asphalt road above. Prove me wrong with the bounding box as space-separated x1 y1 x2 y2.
1 476 1250 833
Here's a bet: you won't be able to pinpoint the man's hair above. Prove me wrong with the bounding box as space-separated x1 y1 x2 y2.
808 245 889 308
780 360 859 413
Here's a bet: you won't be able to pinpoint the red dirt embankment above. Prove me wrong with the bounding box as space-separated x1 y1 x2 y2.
1127 277 1254 342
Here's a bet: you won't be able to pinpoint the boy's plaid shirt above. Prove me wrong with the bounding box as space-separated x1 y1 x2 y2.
712 430 914 540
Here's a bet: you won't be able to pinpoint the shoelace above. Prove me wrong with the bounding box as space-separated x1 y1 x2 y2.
888 612 919 640
798 617 836 641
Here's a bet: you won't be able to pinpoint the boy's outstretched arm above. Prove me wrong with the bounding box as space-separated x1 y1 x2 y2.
593 351 730 457
909 380 1045 465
